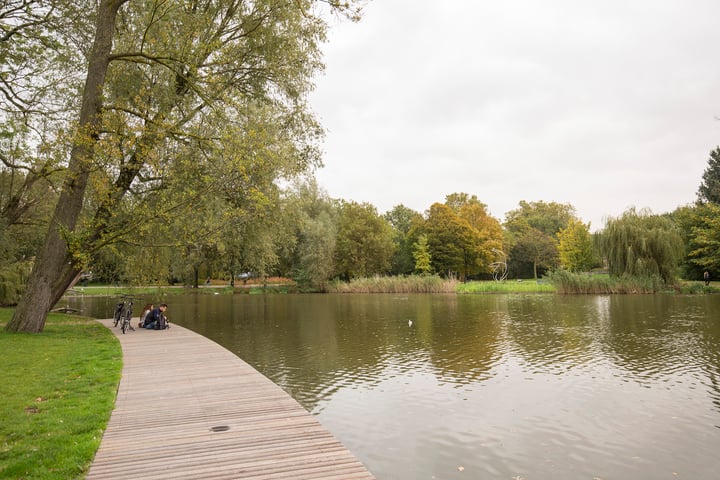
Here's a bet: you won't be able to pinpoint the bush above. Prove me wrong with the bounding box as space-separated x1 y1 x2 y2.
0 261 32 306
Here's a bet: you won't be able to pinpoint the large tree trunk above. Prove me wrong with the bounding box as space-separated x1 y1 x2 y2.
5 0 128 333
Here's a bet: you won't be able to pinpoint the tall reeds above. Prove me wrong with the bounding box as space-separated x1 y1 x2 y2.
326 275 459 294
547 269 672 294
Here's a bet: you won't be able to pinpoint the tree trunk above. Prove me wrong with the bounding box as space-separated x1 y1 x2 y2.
5 0 128 333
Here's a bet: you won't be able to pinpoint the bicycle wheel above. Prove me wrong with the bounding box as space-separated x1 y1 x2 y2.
113 304 123 327
121 311 131 334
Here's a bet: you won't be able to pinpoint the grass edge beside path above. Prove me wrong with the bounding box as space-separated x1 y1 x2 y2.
0 310 122 480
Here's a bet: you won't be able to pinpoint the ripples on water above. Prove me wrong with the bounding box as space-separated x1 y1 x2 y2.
71 293 720 479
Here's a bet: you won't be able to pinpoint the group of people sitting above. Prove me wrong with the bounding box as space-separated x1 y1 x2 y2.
138 303 169 330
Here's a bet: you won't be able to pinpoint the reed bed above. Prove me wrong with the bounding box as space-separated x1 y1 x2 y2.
546 270 672 294
327 275 459 294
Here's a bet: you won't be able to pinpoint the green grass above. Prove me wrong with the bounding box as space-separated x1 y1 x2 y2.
67 283 294 297
66 285 185 296
456 279 557 294
0 309 122 479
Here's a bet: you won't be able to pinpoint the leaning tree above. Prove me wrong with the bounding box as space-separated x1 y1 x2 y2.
5 0 362 332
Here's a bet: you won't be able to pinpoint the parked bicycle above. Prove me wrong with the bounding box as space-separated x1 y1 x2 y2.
113 295 136 334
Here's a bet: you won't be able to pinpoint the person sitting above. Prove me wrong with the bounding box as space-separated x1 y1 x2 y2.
144 304 168 329
138 303 153 328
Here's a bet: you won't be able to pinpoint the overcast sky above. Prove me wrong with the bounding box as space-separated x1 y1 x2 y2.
309 0 720 229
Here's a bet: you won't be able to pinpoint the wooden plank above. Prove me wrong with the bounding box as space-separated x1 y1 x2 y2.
87 319 374 480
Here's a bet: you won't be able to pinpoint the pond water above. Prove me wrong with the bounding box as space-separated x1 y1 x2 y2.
69 292 720 479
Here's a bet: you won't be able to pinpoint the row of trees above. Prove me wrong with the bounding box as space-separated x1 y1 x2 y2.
0 162 691 290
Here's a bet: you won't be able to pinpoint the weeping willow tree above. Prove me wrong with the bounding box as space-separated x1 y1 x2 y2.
597 208 683 284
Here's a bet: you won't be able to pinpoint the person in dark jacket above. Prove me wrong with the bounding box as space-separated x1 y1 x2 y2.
138 303 154 328
144 304 168 329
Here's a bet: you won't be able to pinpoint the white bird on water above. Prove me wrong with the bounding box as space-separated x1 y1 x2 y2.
408 319 413 327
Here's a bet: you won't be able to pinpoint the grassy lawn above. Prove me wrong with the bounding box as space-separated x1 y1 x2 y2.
457 279 557 294
0 309 122 480
67 285 185 296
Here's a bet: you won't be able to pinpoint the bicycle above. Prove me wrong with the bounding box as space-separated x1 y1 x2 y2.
120 297 135 334
112 295 136 334
113 297 126 327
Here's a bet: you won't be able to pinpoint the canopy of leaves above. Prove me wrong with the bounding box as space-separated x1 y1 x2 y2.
697 146 720 204
412 234 433 275
423 202 492 280
5 0 364 332
385 204 424 275
685 202 720 274
505 200 576 236
282 178 338 291
598 208 683 283
504 200 577 278
557 218 595 272
512 227 558 279
334 201 394 280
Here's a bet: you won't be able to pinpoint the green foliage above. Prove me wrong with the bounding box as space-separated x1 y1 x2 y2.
385 204 424 275
557 219 595 272
6 0 364 332
511 227 559 279
334 201 394 280
685 202 720 274
597 208 684 283
677 281 717 294
412 234 433 275
424 203 477 279
0 311 122 479
0 261 32 306
455 195 504 269
547 269 670 294
284 179 338 291
0 171 58 265
293 211 337 291
504 200 577 236
697 146 720 204
672 204 707 280
423 197 504 280
504 200 576 278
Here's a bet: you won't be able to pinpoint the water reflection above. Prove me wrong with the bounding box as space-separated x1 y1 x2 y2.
69 293 720 479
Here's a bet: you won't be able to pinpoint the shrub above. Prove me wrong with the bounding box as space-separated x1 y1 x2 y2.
0 261 32 306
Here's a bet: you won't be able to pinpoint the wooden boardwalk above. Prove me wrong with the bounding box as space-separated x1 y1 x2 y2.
87 319 374 480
